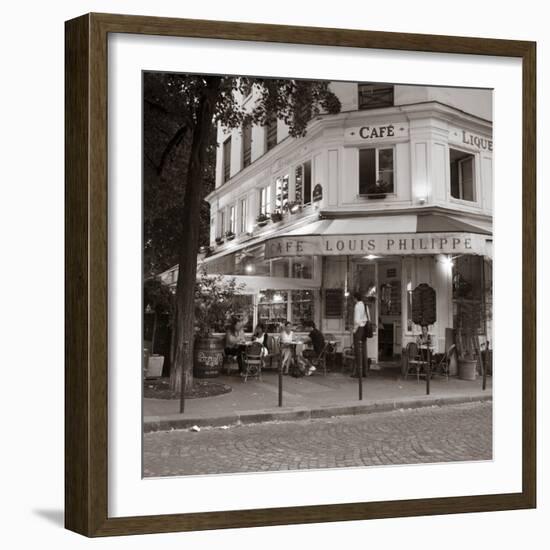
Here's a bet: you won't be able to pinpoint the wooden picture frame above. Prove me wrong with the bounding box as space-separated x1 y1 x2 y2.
65 12 536 537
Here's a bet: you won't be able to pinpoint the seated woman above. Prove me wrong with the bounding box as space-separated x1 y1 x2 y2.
279 321 295 374
415 325 434 366
225 316 246 374
416 325 433 348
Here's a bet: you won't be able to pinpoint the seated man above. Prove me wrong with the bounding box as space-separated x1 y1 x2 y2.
302 320 325 360
301 320 325 375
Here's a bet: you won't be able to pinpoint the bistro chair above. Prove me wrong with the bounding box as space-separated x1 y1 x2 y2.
264 334 281 371
308 342 331 376
403 342 429 383
434 344 457 381
242 341 263 382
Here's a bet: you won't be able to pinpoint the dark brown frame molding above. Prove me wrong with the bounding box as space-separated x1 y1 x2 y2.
65 12 536 537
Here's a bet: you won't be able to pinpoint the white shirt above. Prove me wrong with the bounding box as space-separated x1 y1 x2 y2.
354 300 370 330
280 330 294 344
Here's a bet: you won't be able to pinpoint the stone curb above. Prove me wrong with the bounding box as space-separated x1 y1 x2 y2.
143 393 492 433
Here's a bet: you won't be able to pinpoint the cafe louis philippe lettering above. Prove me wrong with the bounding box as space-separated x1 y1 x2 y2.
265 233 487 259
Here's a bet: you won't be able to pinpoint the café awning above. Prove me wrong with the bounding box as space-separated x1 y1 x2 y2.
200 212 492 265
264 213 492 259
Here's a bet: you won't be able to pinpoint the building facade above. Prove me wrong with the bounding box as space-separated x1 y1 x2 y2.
164 82 493 361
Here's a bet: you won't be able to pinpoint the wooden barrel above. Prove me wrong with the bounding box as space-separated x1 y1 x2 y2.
193 336 225 378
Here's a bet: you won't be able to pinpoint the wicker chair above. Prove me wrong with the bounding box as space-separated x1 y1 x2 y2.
242 341 264 382
403 342 429 382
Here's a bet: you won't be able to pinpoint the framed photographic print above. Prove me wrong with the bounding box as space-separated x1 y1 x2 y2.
65 13 536 537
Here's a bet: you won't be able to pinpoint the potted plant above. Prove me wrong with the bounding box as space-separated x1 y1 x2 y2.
455 300 482 380
215 235 224 245
270 209 283 223
256 213 270 227
366 179 390 199
193 269 246 378
225 230 236 241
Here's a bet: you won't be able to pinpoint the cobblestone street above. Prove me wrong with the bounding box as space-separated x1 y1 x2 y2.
143 401 492 477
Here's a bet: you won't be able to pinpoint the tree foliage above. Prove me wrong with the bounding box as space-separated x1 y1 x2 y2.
194 268 246 338
142 73 341 392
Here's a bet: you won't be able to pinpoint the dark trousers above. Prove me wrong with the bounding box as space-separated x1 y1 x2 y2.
225 346 245 373
352 326 368 376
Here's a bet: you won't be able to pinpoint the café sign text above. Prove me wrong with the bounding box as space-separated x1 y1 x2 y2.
265 233 487 258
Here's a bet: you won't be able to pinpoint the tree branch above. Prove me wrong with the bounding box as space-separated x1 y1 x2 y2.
158 125 189 176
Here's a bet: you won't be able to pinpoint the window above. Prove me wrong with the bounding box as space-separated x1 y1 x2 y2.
259 186 271 215
359 147 394 196
294 160 312 205
271 258 290 278
242 124 252 169
239 197 248 234
228 205 235 234
452 256 491 348
275 174 289 211
291 290 315 331
222 136 231 183
258 290 288 332
291 257 313 279
358 84 394 110
265 117 278 152
218 210 225 237
450 149 475 201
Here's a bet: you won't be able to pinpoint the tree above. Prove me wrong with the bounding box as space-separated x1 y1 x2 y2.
144 75 341 393
143 73 215 278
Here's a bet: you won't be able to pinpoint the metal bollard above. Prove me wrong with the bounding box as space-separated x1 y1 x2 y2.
481 351 487 391
426 348 431 395
278 364 283 407
179 340 189 414
358 345 363 401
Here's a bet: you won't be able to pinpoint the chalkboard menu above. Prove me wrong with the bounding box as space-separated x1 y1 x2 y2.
325 288 344 318
411 284 436 325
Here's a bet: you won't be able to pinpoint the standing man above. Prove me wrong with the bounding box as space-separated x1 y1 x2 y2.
352 291 370 377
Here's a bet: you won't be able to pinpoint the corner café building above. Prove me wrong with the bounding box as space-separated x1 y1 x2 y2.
163 82 493 362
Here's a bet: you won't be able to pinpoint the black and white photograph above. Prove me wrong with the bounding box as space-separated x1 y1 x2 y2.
142 74 494 478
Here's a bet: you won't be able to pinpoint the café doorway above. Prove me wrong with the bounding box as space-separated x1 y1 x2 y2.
353 258 403 363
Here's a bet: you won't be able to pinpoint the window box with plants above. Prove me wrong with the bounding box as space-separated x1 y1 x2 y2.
256 213 270 227
364 180 391 199
270 209 283 223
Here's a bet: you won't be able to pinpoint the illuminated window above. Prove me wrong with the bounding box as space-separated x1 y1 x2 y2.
275 174 289 211
295 160 312 205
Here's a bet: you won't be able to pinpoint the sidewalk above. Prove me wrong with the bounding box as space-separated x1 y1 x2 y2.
144 368 492 432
